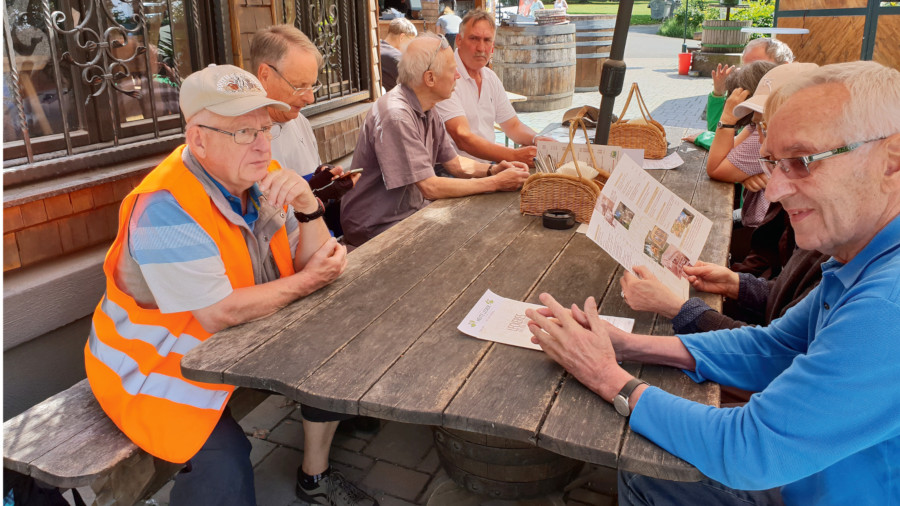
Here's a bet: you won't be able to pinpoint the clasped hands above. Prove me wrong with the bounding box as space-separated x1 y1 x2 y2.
525 293 632 402
258 164 360 214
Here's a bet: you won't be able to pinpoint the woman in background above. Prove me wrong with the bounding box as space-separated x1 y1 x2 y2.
436 6 462 49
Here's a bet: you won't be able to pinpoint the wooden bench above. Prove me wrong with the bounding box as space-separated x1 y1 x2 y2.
3 379 269 505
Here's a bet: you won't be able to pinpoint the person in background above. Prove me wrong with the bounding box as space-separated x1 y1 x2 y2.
435 6 462 49
705 61 776 227
703 38 794 133
250 26 381 505
527 60 900 505
340 34 529 248
434 9 552 166
383 0 409 17
380 17 417 92
554 0 569 10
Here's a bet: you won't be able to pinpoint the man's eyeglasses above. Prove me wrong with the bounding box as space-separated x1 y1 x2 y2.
423 33 450 72
265 63 322 96
198 124 283 145
757 137 885 180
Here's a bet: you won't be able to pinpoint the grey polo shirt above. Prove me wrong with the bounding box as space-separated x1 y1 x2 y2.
340 84 457 247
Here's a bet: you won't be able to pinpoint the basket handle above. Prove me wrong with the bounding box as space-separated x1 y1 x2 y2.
557 114 600 181
617 83 656 124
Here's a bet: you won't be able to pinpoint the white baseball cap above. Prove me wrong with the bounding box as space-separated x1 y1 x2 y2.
732 62 819 119
179 64 289 121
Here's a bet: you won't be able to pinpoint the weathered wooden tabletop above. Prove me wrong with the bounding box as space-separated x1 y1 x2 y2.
182 143 732 482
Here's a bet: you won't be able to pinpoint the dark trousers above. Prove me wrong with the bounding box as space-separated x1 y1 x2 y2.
170 410 255 506
618 470 784 506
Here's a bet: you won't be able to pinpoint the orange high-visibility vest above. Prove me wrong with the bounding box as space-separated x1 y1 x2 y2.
85 145 295 463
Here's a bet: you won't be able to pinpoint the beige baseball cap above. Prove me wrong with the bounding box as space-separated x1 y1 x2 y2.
179 64 289 121
732 62 819 119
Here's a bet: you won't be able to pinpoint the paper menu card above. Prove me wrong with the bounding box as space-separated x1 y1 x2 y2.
458 290 636 351
535 139 631 174
585 155 712 299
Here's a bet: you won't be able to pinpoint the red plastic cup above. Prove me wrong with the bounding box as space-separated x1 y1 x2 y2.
678 52 692 75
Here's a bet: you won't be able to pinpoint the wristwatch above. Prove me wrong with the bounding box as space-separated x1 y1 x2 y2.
716 121 737 130
293 198 325 223
613 378 648 417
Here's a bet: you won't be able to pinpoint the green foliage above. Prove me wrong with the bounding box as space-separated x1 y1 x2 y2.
657 0 718 38
564 1 656 24
732 0 775 38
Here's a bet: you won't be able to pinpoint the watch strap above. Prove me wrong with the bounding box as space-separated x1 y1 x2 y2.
293 198 325 223
717 121 736 129
613 378 648 416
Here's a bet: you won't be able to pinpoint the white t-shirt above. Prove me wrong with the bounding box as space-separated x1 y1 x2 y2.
271 114 321 179
433 50 518 162
436 14 462 34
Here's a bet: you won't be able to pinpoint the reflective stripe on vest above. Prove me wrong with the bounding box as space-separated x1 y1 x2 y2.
85 145 295 463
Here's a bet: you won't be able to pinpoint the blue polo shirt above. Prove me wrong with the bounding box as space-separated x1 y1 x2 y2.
631 215 900 505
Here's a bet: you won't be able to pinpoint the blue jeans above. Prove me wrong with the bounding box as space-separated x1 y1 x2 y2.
169 410 255 506
618 470 785 506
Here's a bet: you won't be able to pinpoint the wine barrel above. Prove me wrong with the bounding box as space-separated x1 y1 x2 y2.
432 427 584 499
701 20 752 53
493 23 576 113
569 14 616 92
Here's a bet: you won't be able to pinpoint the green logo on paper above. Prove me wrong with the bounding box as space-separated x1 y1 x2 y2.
469 320 476 327
486 299 494 305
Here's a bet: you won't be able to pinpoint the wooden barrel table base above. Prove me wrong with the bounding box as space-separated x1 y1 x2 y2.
570 14 616 93
493 24 577 113
432 427 585 500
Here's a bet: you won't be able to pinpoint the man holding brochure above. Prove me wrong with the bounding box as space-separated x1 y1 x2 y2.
525 61 900 504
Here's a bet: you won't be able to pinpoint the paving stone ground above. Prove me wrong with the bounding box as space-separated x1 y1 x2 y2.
64 26 713 506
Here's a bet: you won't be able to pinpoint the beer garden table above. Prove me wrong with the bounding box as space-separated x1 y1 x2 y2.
181 142 733 482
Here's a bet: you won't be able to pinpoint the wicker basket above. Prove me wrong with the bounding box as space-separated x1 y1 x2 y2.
608 83 668 159
520 115 606 224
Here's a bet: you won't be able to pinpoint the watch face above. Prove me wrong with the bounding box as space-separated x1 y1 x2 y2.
614 396 630 417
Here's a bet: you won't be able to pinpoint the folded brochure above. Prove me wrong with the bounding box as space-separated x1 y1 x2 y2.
458 290 635 351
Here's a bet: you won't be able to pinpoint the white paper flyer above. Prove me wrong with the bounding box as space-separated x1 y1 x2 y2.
458 290 636 351
585 156 713 299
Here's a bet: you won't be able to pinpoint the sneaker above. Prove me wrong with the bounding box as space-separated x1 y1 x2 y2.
295 469 379 506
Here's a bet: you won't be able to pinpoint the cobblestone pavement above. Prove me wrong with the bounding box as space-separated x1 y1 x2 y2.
66 27 713 506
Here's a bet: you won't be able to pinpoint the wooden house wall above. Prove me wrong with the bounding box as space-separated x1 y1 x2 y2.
776 0 899 70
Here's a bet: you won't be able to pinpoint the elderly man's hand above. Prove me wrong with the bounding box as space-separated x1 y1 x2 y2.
712 64 735 97
742 173 769 192
300 237 347 292
526 293 629 401
491 161 530 191
682 261 740 299
259 168 318 213
620 266 686 319
511 145 539 166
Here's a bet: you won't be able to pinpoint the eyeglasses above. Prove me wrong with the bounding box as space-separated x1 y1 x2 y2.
198 124 283 144
757 120 768 138
423 33 450 72
265 63 322 96
757 137 885 180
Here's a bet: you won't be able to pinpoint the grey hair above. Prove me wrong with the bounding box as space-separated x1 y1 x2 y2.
398 36 451 87
388 17 417 37
460 8 496 37
743 38 794 64
250 24 324 75
773 61 900 145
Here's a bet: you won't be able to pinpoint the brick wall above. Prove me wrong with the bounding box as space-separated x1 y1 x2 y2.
3 173 149 273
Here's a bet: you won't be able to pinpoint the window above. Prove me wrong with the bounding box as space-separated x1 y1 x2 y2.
3 0 212 183
292 0 371 116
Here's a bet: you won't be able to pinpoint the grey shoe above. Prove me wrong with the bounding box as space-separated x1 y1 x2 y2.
295 469 379 506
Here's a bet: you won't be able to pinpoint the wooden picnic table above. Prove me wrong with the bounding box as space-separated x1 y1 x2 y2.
181 142 732 482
